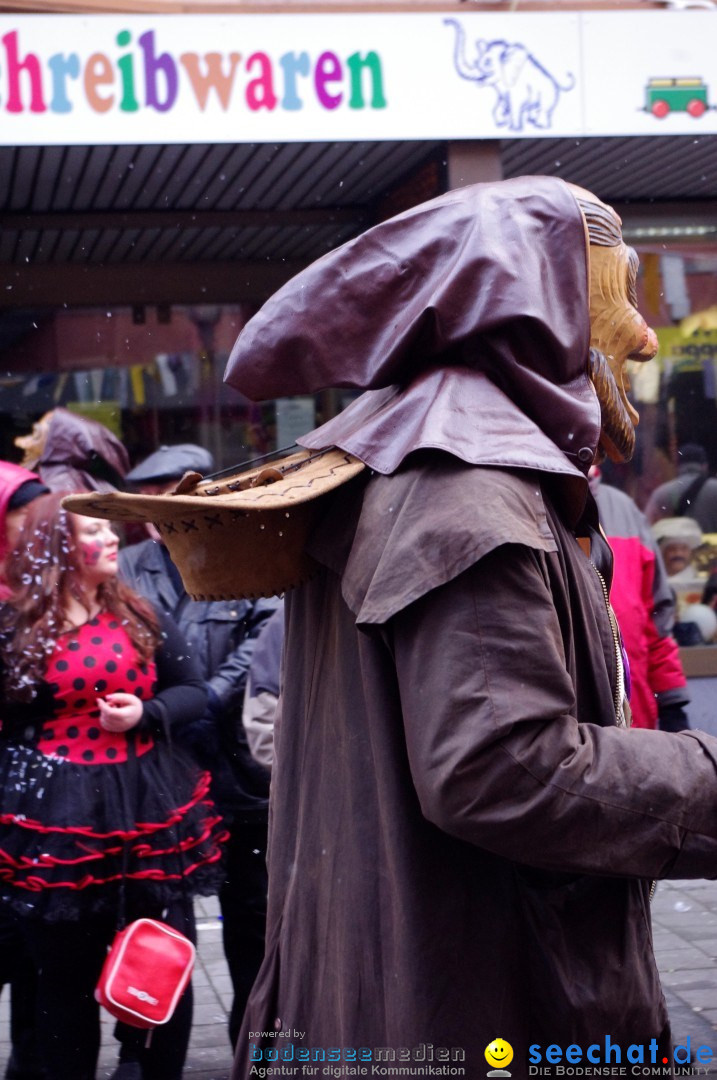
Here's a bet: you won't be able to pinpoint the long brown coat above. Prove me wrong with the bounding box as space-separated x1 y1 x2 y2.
234 459 717 1079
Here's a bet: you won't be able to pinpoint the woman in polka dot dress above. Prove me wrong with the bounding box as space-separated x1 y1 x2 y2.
0 493 228 1080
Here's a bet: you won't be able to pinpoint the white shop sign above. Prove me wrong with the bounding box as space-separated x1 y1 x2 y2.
0 11 715 145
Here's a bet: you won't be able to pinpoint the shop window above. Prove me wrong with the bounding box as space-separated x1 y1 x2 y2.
0 303 346 471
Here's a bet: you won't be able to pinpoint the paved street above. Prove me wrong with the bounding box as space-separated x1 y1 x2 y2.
94 895 236 1080
2 693 717 1078
652 879 717 1074
0 894 236 1080
1 879 717 1078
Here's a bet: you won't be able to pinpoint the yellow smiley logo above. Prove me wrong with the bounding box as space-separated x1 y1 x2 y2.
485 1039 514 1070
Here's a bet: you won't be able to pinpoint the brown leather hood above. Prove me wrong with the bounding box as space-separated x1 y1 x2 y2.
225 176 599 488
40 408 129 493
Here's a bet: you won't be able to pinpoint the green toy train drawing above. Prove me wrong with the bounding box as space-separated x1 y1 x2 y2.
645 77 709 119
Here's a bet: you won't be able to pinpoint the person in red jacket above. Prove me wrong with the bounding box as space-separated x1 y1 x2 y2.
590 466 690 732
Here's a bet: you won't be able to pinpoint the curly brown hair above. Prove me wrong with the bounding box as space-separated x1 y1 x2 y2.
0 491 160 701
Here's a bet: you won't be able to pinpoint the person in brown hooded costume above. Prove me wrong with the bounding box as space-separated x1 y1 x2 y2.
220 176 717 1075
68 176 717 1076
15 407 128 493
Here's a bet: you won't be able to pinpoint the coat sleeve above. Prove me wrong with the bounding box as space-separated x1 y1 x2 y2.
141 611 208 734
208 597 282 710
646 616 688 700
390 542 717 881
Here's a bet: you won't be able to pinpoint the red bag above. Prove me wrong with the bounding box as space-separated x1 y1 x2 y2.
95 918 196 1029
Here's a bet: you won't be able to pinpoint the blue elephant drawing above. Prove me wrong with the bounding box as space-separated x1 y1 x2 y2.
444 18 575 132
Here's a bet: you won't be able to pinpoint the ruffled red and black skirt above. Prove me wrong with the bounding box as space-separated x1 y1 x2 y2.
0 738 229 922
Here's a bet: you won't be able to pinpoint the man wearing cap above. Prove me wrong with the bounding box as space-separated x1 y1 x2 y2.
118 444 280 1050
653 516 704 581
646 443 717 533
0 460 49 1079
651 516 707 649
120 443 215 496
216 179 717 1075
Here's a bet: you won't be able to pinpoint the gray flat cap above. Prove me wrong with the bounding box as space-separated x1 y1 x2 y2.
126 443 215 484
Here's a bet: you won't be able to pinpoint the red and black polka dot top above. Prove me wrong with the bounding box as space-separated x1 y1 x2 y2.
40 612 157 765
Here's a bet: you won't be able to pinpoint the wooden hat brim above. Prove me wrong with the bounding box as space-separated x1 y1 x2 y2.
61 448 365 601
62 447 365 524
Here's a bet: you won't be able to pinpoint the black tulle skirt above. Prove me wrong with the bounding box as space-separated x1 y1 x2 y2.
0 738 229 922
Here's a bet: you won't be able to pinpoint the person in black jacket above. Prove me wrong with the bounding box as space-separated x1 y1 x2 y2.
646 442 717 532
242 602 284 770
118 444 280 1047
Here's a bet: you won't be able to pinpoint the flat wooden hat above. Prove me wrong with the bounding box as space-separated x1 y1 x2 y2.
63 447 365 601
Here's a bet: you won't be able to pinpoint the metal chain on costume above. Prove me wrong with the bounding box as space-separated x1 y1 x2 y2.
590 563 630 729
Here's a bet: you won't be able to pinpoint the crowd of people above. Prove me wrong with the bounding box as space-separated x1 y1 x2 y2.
0 417 281 1080
3 179 717 1079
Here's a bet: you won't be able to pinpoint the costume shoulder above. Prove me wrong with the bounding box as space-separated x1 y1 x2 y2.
310 454 558 626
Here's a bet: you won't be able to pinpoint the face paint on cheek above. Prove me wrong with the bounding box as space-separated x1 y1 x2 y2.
79 541 104 567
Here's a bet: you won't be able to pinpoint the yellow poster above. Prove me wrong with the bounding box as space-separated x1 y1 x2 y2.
65 401 122 438
656 326 717 373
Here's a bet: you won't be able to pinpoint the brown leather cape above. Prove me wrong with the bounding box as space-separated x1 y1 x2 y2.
225 179 717 1078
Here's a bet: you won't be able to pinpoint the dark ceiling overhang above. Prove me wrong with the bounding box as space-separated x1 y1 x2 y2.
0 133 715 351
